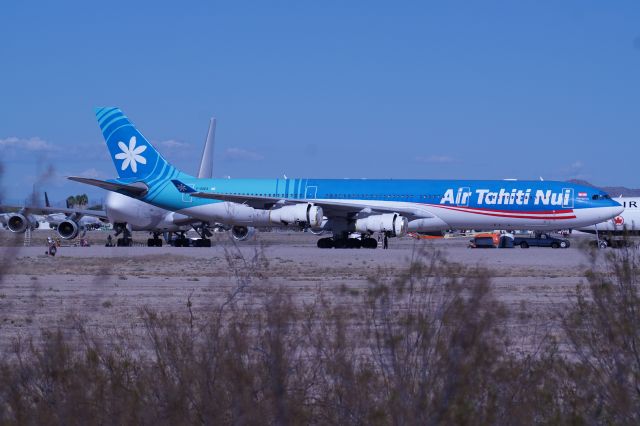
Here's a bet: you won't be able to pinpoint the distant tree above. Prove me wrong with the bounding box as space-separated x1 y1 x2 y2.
66 196 76 208
66 194 89 208
77 194 89 207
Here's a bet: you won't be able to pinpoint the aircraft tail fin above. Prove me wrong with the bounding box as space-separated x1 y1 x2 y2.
45 192 51 208
197 117 216 179
95 108 182 181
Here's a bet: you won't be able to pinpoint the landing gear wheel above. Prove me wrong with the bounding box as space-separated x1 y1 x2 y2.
333 239 347 249
362 238 377 249
346 238 362 249
317 237 333 249
194 239 212 247
175 238 189 247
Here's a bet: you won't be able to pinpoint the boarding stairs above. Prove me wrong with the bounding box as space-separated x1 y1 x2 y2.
23 228 32 247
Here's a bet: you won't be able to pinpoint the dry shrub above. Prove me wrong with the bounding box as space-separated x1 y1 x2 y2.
563 243 640 424
3 243 640 424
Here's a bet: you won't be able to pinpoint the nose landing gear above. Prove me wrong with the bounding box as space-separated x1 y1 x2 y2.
147 232 163 247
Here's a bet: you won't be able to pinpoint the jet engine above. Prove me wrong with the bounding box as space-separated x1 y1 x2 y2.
354 213 408 237
57 219 80 240
269 204 323 227
6 213 38 233
231 225 256 241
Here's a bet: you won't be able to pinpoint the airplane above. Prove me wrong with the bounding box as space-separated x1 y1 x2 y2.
0 198 108 239
577 197 640 237
69 107 624 249
1 117 229 247
43 192 104 233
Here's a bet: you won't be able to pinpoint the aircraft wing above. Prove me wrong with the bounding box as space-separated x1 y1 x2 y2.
0 204 108 220
171 180 434 220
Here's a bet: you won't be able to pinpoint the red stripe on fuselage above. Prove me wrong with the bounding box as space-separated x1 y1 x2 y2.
423 204 574 215
425 204 577 220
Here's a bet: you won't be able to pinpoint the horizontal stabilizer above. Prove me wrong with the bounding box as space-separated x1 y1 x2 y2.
171 179 197 194
68 176 148 196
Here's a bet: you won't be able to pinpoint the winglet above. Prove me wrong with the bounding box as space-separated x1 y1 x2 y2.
171 179 197 194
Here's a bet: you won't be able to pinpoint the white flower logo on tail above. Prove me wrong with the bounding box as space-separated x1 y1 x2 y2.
115 136 147 173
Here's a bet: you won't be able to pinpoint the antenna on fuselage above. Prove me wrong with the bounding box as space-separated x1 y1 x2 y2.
197 117 216 179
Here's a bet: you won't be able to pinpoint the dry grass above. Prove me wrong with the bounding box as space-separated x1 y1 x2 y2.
0 242 639 424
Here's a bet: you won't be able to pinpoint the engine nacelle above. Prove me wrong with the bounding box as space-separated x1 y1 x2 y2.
57 220 80 240
231 225 256 241
354 213 408 237
6 213 37 234
269 204 323 227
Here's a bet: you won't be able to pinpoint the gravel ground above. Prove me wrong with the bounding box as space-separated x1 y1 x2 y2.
0 230 608 351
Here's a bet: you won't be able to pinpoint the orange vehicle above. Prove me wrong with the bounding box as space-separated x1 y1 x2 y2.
468 232 514 248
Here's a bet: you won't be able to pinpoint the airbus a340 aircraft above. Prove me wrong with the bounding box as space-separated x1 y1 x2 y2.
70 108 623 249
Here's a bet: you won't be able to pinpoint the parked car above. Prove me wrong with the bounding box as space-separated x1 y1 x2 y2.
513 233 570 249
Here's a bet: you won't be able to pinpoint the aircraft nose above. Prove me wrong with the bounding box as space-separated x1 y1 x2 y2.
613 204 624 216
601 204 624 221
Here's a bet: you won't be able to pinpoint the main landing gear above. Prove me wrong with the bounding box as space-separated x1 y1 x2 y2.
317 235 378 249
147 232 163 247
172 232 190 247
114 223 133 247
169 224 213 248
191 223 212 247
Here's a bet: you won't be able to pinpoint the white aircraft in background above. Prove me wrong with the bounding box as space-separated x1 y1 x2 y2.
1 118 229 247
578 197 640 237
43 192 104 231
0 195 105 239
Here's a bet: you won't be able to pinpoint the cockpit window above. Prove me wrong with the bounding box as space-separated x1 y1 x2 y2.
591 194 611 200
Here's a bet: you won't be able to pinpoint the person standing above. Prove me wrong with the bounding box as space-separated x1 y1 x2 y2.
383 233 388 249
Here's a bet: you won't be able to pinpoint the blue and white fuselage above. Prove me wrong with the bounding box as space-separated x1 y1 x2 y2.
152 177 622 232
69 108 623 243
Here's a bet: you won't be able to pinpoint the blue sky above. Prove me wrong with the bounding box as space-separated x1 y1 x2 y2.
1 1 639 205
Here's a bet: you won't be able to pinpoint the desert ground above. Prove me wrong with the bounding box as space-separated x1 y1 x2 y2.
0 229 608 351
